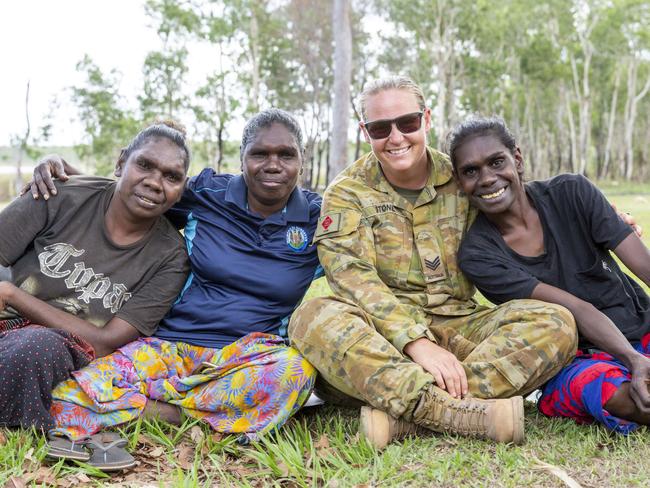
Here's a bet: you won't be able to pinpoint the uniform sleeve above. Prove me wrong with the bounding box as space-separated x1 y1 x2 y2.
0 193 48 266
315 183 436 353
458 234 539 305
115 243 190 336
573 175 632 250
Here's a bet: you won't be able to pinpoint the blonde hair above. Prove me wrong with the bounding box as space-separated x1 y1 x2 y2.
357 76 426 121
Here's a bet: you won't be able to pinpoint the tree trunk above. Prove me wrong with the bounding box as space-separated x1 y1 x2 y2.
601 68 621 178
328 0 352 182
216 125 224 173
249 6 260 113
314 141 324 190
15 81 31 197
622 58 650 180
562 85 578 173
569 7 597 175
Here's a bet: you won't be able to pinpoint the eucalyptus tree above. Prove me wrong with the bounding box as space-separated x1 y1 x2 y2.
329 0 352 181
139 0 198 121
70 56 139 175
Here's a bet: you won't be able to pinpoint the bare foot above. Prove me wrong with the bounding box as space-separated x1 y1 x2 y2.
143 400 182 425
603 382 650 424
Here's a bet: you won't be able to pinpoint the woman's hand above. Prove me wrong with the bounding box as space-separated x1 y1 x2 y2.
20 154 70 200
0 281 15 310
612 204 643 237
628 353 650 414
404 337 468 398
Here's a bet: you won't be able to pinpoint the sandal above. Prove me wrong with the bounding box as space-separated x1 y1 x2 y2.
85 433 136 472
46 431 90 461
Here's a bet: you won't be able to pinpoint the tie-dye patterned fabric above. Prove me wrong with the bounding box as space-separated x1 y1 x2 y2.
50 332 315 440
539 332 650 434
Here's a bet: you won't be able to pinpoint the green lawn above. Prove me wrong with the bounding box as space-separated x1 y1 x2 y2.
1 186 649 486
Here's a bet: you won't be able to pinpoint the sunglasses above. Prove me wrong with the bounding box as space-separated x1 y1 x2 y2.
363 111 424 139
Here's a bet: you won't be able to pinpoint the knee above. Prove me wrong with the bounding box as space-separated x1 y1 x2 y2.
287 347 317 384
542 302 579 358
604 383 638 419
539 304 579 369
288 297 326 343
503 299 578 365
289 296 365 347
289 297 374 365
6 327 69 362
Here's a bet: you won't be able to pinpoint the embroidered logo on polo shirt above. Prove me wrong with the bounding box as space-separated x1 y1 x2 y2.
286 226 308 252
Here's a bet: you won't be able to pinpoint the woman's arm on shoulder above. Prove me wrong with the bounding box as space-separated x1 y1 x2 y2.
23 154 81 200
0 281 139 357
613 233 650 287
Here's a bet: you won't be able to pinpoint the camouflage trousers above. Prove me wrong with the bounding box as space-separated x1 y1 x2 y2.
288 296 577 421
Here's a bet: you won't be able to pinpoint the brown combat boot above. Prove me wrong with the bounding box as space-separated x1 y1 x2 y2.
359 406 422 449
412 385 524 444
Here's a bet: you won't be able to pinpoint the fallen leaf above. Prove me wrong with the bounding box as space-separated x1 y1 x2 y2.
74 473 91 483
123 472 143 482
314 434 330 450
54 479 71 488
531 456 583 488
24 466 56 485
3 477 26 488
0 430 6 446
149 446 165 458
190 425 204 444
137 434 158 447
176 443 194 470
23 448 36 463
210 432 225 443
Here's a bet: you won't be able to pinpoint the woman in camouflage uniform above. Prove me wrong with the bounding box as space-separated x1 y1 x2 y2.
289 76 579 448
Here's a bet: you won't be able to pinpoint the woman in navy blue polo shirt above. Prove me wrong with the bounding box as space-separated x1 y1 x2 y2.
30 109 321 447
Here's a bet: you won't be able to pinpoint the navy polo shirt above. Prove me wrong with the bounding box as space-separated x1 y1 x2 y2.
155 168 322 349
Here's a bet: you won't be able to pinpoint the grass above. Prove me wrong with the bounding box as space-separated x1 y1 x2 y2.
1 185 649 486
2 405 650 486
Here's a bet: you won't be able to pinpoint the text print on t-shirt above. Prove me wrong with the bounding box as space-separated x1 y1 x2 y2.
38 243 132 313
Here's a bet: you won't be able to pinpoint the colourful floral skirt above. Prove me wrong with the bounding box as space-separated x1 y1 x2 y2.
539 332 650 434
51 332 316 439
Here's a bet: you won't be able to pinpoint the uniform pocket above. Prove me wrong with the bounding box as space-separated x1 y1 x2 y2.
371 209 410 279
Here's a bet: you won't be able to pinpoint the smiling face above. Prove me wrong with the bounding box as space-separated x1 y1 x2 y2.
453 134 525 216
361 88 431 189
241 122 303 218
113 137 187 221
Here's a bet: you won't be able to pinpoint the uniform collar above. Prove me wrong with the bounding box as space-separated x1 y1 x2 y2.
365 147 454 204
225 174 310 223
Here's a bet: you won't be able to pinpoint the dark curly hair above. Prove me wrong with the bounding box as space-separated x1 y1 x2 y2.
121 119 191 171
447 116 517 170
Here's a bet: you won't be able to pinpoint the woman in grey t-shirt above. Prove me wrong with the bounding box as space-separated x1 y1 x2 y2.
0 121 190 434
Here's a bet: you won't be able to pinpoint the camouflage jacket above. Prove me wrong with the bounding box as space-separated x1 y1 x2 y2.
314 147 480 353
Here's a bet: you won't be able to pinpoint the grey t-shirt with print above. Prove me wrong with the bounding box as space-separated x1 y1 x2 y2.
0 176 189 335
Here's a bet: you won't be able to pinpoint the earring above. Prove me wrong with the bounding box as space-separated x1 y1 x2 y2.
299 167 304 175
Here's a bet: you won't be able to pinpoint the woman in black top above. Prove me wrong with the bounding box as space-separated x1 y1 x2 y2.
452 116 650 433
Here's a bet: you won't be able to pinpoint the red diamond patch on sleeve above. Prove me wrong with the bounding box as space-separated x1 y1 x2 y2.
321 215 333 230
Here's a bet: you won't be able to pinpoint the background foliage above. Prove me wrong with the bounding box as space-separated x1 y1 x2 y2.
10 0 649 189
